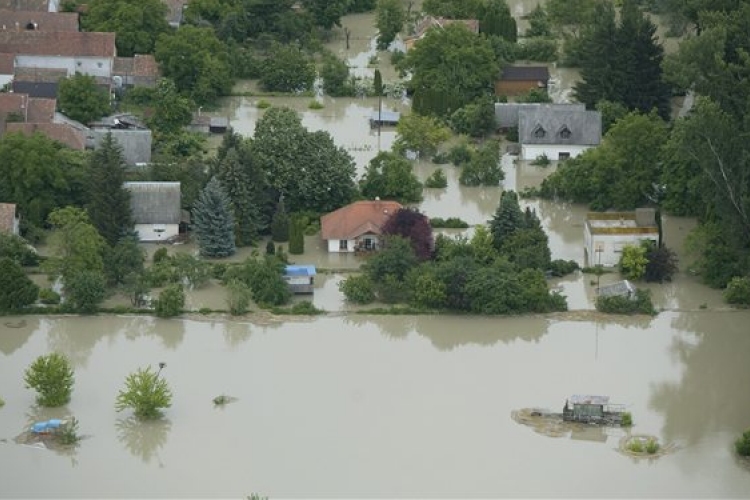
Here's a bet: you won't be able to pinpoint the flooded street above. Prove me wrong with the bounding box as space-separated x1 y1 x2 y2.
2 313 750 497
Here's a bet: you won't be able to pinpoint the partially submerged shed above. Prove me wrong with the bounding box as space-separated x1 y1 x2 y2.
284 265 316 294
369 110 400 128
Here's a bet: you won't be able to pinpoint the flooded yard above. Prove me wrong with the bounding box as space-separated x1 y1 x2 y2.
1 312 750 497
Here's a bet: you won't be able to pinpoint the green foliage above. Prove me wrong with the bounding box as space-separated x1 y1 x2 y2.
736 429 750 457
478 0 517 42
154 284 184 317
531 154 551 167
405 23 499 117
644 245 678 283
146 79 195 136
360 151 423 203
517 88 552 103
303 0 350 29
539 111 668 210
596 289 656 315
288 300 324 315
256 100 272 109
0 133 88 228
261 43 316 93
39 288 61 305
105 234 145 286
376 0 405 50
192 177 237 258
424 168 448 188
501 227 551 271
155 26 233 104
57 73 111 125
271 196 290 242
252 107 357 213
429 217 469 228
407 270 447 309
45 207 107 287
65 270 107 314
645 438 660 454
394 114 451 159
526 4 551 37
596 99 629 135
548 259 580 277
619 244 648 280
628 439 644 453
339 274 375 304
265 240 276 255
423 0 484 18
724 277 750 306
115 364 172 419
172 253 212 288
320 55 354 97
459 140 503 186
288 217 305 255
82 0 169 56
0 257 38 312
449 97 496 137
621 412 633 427
24 353 74 407
515 38 558 62
87 133 133 246
226 279 252 315
153 247 169 264
57 417 81 446
364 236 418 283
448 141 473 166
490 190 524 249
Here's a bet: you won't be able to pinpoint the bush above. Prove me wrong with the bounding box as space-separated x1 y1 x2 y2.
448 142 473 166
152 247 170 264
390 50 405 66
290 300 324 315
644 245 678 283
0 233 39 266
621 412 633 427
628 439 644 453
226 280 251 315
424 168 448 188
0 257 39 311
39 288 61 305
172 253 212 288
115 364 172 419
64 270 106 314
505 126 519 142
308 100 324 109
58 417 81 445
265 240 276 255
736 429 750 456
596 289 656 315
154 284 185 318
619 244 648 280
548 259 580 277
429 217 469 228
431 151 450 164
531 154 551 167
515 37 558 62
24 353 75 407
724 276 750 306
645 438 660 454
339 274 375 304
256 99 272 109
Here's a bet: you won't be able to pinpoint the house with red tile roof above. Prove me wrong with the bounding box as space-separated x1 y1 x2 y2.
320 199 403 253
0 0 52 11
112 54 159 88
0 10 79 31
0 202 20 235
6 121 86 149
0 31 116 79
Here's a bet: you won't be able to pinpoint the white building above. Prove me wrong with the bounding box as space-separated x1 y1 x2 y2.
320 200 403 253
584 209 660 267
124 182 181 242
518 105 602 161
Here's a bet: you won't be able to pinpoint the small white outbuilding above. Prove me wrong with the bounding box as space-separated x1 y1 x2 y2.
584 209 660 267
124 182 181 242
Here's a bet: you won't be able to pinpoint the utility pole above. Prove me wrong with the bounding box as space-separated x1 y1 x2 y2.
374 69 383 139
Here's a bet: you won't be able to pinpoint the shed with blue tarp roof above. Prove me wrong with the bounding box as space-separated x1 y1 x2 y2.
284 265 316 294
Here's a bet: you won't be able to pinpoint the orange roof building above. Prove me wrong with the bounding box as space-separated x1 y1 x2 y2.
320 200 402 253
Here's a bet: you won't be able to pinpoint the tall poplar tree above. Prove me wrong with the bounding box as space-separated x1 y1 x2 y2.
216 147 264 247
87 133 133 246
192 177 236 258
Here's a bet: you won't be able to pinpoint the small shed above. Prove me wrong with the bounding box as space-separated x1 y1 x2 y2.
564 395 608 421
284 265 316 294
124 182 181 242
369 110 400 128
209 117 229 134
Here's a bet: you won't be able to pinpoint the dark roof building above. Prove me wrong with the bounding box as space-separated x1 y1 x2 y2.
0 10 79 31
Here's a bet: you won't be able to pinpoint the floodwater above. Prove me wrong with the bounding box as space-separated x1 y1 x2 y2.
2 312 750 497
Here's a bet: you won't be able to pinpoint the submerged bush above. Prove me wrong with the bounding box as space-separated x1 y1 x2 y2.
621 412 633 427
429 217 469 228
424 168 448 188
24 353 74 407
548 259 580 277
736 429 750 456
724 277 750 306
596 289 655 315
339 274 375 304
645 438 660 454
115 364 172 419
154 284 185 318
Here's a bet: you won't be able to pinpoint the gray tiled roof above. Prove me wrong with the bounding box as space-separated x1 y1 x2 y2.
519 106 601 146
495 103 585 129
124 182 181 224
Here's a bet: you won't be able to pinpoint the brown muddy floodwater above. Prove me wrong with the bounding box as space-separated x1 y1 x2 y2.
1 312 750 497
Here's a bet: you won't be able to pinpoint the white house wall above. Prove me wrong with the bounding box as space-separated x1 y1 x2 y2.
0 75 11 88
134 223 178 242
522 144 591 161
15 55 112 78
584 231 658 267
327 239 355 253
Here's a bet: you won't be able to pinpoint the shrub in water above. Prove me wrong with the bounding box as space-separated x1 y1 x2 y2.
256 100 271 109
154 284 185 318
24 353 74 407
38 288 61 305
339 274 375 304
425 168 448 188
152 247 170 264
115 363 172 419
621 412 633 427
645 438 660 454
58 417 81 445
596 289 655 315
290 300 324 315
724 276 750 306
429 217 469 229
736 429 750 456
628 439 644 453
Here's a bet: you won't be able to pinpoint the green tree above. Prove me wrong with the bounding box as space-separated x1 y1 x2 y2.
303 0 350 29
65 270 107 313
423 0 483 18
115 364 172 419
25 353 75 407
365 235 419 282
192 177 237 258
215 145 264 247
501 227 551 270
339 274 375 304
489 190 524 250
0 134 87 228
105 234 145 285
154 284 185 317
724 277 750 306
376 0 405 50
393 114 451 158
404 23 499 117
320 55 353 97
260 43 316 93
172 253 212 288
146 79 195 136
87 133 133 246
82 0 169 56
271 195 290 242
0 257 38 311
45 207 107 283
226 279 252 315
57 73 110 125
596 99 629 134
0 233 39 266
289 216 305 255
459 140 503 186
239 257 291 306
526 4 551 37
360 152 423 204
424 168 448 188
620 244 649 280
449 96 496 137
644 244 678 283
252 107 357 213
155 26 233 104
478 0 517 42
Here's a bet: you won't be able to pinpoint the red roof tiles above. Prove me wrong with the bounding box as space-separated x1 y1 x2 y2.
0 10 79 31
321 200 403 240
6 122 85 149
0 30 115 57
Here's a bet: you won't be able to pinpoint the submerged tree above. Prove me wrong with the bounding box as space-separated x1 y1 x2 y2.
0 257 38 312
192 177 236 258
115 363 172 419
271 195 290 242
382 208 434 261
25 353 75 407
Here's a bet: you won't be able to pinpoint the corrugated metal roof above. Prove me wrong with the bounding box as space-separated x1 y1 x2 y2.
285 265 316 276
570 395 609 405
370 110 400 122
124 182 181 224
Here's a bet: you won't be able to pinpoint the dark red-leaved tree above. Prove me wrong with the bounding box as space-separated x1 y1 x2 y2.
382 208 434 260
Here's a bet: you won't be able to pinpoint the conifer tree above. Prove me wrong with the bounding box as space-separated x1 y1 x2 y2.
87 133 133 246
192 177 236 258
216 147 263 247
271 195 290 242
289 216 305 255
574 2 619 109
489 190 524 250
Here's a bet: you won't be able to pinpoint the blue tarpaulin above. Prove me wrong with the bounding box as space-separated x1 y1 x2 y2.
31 419 64 434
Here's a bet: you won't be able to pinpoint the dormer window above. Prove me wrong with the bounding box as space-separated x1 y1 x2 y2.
533 125 546 138
558 125 572 139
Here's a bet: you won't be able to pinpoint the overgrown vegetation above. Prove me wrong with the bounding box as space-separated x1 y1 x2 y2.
736 429 750 457
115 363 171 419
595 289 656 315
24 353 75 407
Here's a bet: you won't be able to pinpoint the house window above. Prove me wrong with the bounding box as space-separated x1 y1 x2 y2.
97 62 103 68
339 240 348 251
558 152 570 160
533 125 546 138
558 126 572 139
364 238 374 250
